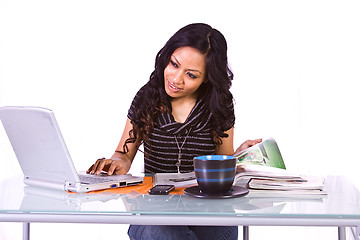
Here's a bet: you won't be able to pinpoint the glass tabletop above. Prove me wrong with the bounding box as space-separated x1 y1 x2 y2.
1 175 360 219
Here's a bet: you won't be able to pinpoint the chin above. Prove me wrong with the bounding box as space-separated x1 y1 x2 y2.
165 90 177 98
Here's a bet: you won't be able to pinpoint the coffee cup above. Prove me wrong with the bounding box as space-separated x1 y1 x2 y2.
193 155 236 195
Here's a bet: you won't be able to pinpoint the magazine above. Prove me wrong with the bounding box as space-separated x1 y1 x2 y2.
235 137 286 169
153 172 197 188
247 175 325 191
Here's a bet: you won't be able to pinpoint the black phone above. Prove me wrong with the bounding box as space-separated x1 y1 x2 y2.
148 185 175 195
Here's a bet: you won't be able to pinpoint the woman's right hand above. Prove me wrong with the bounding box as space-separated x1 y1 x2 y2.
87 118 138 176
86 157 131 176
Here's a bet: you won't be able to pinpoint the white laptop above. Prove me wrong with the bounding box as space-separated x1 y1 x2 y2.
0 106 143 193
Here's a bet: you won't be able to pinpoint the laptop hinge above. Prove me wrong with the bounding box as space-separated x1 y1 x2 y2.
64 181 82 192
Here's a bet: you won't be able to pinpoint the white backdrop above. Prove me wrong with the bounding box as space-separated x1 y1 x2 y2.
1 1 359 239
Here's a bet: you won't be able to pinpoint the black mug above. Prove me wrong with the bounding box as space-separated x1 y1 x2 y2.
194 155 236 195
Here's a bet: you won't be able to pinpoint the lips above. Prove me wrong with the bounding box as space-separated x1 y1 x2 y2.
168 81 181 92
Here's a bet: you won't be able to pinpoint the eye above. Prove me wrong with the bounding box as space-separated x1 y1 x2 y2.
187 72 197 79
170 60 178 68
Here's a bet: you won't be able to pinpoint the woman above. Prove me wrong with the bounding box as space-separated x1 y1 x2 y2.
88 23 261 240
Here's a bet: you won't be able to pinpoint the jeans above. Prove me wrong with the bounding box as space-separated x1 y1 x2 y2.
128 225 238 240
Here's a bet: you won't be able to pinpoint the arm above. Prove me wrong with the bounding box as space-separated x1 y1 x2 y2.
216 127 235 155
216 127 262 156
87 117 142 175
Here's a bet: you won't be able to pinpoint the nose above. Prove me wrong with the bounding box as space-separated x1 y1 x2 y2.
173 71 184 85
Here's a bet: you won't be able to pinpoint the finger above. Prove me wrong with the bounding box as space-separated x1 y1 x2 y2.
249 139 262 147
249 140 258 146
107 161 118 175
245 140 254 148
91 158 108 174
86 164 94 173
90 159 101 174
95 160 108 175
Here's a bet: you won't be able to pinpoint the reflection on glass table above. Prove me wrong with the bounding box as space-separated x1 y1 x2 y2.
1 175 360 240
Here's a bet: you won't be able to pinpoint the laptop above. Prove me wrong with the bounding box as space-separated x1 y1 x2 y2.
0 106 143 193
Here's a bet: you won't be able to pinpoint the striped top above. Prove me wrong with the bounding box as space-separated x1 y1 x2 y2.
128 88 235 174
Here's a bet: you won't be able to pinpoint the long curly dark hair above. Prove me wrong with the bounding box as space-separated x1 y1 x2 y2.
121 23 234 153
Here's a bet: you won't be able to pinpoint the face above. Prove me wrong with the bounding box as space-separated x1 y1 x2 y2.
164 46 206 100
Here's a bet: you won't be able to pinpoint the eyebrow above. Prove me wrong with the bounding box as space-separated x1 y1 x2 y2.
172 55 203 75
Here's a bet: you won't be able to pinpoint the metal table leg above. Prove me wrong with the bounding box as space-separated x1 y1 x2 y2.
243 226 249 240
23 222 30 240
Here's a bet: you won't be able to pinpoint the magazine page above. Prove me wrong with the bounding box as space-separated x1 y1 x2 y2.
235 164 304 181
235 137 286 169
248 175 325 191
234 164 305 188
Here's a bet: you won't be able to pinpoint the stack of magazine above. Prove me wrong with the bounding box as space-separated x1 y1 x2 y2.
234 138 326 196
153 138 326 196
233 164 326 196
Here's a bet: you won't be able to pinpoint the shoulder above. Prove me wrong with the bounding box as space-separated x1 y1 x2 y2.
128 84 147 120
130 84 150 104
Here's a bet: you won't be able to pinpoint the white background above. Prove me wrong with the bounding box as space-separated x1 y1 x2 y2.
1 0 359 239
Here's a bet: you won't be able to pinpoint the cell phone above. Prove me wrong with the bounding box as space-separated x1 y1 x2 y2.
148 185 175 195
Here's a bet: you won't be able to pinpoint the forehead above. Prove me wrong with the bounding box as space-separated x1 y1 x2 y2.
171 47 206 70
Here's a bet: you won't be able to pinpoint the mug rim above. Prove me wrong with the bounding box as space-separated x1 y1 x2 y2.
194 155 236 161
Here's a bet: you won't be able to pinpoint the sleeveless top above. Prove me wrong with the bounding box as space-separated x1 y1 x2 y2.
128 88 235 174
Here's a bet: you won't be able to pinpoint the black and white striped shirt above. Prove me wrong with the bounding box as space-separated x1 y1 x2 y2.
128 88 235 174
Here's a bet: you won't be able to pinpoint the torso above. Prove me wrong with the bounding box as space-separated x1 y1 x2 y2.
144 95 216 173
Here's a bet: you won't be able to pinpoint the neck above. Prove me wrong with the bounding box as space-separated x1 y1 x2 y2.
171 95 198 123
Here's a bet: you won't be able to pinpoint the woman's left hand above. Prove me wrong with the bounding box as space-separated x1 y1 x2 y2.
234 138 262 155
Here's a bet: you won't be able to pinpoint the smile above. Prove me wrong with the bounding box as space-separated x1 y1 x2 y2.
168 81 181 92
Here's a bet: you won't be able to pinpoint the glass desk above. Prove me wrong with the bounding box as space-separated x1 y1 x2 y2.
1 175 360 240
